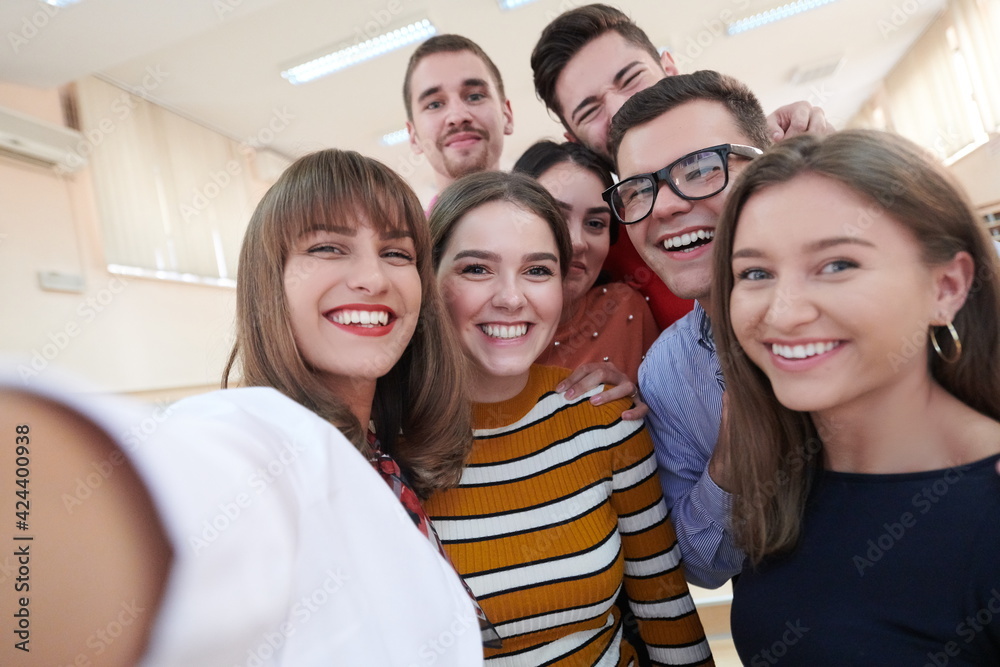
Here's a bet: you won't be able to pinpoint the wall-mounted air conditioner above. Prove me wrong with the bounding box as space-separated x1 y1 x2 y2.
0 105 86 172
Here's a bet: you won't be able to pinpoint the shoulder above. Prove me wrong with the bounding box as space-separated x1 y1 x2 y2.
530 364 636 430
641 309 707 383
603 281 646 303
585 282 651 316
530 363 574 389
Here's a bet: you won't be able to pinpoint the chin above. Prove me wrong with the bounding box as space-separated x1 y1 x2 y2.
770 387 832 414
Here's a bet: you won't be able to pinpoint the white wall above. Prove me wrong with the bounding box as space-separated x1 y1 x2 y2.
0 82 241 397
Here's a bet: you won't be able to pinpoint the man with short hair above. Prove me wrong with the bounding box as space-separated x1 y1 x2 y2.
404 35 513 191
531 4 830 329
601 70 774 589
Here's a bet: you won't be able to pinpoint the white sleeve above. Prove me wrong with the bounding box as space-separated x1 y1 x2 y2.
1 369 483 667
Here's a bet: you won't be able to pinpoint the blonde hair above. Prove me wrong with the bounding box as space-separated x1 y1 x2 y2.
224 149 472 496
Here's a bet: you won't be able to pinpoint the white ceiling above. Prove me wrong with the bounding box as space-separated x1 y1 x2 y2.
0 0 946 201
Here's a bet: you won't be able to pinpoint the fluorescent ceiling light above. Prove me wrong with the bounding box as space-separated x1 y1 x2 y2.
727 0 839 36
381 128 410 146
497 0 539 9
43 0 82 6
282 18 437 85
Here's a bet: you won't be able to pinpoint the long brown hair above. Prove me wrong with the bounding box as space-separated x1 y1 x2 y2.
223 148 472 497
712 130 1000 563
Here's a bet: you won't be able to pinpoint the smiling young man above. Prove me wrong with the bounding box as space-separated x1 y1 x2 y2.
531 4 832 330
601 70 773 589
404 35 514 192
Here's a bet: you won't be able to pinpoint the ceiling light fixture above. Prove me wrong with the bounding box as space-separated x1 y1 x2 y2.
727 0 839 36
43 0 82 6
281 18 437 85
497 0 539 9
380 128 410 146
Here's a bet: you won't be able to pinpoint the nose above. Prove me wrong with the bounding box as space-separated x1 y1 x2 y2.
444 97 474 127
569 221 586 256
763 280 818 332
648 180 694 220
491 274 526 311
606 90 631 121
346 252 390 295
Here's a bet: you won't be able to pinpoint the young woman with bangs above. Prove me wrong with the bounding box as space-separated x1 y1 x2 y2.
1 149 486 666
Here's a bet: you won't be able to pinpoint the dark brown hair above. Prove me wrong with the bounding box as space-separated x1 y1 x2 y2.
223 148 472 497
608 70 771 169
403 34 506 122
531 3 661 126
429 170 573 277
712 130 1000 563
512 140 618 244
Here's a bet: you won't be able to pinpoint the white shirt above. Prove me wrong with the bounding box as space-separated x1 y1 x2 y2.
4 369 483 667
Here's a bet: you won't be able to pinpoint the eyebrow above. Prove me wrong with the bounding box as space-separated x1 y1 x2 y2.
302 226 413 241
569 61 644 124
451 249 559 263
732 236 877 260
461 77 490 90
416 78 490 106
453 249 500 262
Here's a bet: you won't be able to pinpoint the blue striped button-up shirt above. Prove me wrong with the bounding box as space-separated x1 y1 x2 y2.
638 301 745 589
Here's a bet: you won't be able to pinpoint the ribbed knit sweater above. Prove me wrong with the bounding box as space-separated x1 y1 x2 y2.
424 365 713 666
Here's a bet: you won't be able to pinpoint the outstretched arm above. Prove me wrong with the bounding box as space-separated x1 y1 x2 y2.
0 390 170 667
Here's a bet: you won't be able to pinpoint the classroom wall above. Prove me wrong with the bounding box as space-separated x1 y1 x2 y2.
0 81 239 397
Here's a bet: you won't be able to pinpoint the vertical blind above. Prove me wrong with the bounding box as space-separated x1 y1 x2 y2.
850 0 1000 160
76 76 289 283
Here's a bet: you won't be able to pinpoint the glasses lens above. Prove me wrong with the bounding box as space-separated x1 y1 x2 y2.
612 176 656 224
669 150 727 199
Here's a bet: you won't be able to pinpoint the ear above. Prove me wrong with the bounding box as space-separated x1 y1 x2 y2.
660 49 679 77
563 131 579 144
930 250 975 325
502 98 514 135
406 120 423 155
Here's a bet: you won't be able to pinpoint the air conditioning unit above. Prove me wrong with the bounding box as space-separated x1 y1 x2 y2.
0 105 86 172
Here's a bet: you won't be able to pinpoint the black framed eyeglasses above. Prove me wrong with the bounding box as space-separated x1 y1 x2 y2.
602 144 763 225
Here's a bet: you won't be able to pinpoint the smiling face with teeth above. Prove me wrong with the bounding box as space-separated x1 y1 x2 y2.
728 173 963 417
436 199 564 402
283 222 421 396
616 100 755 310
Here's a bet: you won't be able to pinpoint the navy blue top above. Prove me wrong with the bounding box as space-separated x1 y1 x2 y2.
731 453 1000 666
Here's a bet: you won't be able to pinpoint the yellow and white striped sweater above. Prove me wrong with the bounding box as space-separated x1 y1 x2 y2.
425 365 713 666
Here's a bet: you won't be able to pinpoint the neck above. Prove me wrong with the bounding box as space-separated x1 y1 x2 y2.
338 379 376 433
470 369 530 404
814 373 1000 474
696 295 712 316
434 161 502 192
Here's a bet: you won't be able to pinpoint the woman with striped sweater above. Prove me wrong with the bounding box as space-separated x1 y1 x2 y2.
426 171 713 667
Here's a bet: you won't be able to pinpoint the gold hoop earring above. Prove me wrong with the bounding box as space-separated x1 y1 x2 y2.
929 322 962 363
